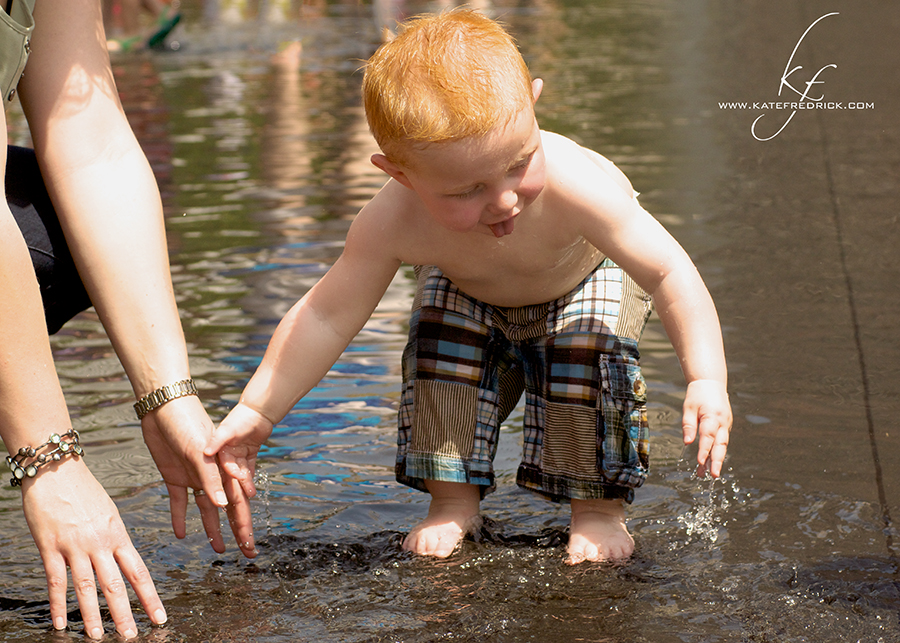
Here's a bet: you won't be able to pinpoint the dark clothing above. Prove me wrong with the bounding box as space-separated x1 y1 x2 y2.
5 145 91 333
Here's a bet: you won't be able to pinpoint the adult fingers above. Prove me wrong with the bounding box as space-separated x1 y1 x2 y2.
172 483 227 554
194 453 229 508
92 552 140 640
195 491 226 553
167 482 189 540
223 472 258 558
43 554 70 632
67 557 108 640
115 544 167 628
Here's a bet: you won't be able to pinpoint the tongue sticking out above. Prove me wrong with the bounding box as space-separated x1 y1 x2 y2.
489 217 515 238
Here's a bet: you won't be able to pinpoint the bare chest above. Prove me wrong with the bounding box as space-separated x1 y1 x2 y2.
404 214 604 307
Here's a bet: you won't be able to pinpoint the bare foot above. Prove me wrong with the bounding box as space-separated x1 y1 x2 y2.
566 498 634 564
403 481 481 558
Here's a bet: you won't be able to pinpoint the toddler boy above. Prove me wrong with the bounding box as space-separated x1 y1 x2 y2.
208 8 732 563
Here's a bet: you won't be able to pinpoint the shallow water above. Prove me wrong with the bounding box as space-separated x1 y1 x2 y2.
2 1 899 641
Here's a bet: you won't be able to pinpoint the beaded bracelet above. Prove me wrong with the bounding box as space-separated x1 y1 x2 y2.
6 429 84 487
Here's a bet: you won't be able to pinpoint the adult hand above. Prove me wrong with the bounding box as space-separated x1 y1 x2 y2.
21 458 166 640
140 395 257 557
681 379 732 478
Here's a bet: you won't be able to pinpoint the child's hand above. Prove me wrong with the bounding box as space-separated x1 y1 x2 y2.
681 379 732 478
204 403 274 499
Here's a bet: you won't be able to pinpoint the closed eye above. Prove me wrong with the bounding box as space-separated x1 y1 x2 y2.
509 152 535 173
449 184 483 199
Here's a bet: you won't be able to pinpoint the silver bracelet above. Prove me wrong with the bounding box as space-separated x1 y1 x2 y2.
133 378 199 420
6 430 84 487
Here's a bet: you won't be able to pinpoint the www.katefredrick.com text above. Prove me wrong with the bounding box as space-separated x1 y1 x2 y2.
719 101 874 110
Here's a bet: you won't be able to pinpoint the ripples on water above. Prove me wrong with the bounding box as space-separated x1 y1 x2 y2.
1 1 899 641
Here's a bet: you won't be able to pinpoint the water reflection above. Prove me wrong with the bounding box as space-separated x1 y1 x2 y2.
1 0 898 641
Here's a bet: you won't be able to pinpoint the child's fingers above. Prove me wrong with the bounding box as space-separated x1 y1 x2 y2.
694 414 718 464
707 426 730 477
681 405 699 445
218 453 258 498
237 462 257 498
203 424 236 457
695 416 729 478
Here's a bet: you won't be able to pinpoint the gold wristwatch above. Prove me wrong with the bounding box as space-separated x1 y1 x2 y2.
133 379 199 420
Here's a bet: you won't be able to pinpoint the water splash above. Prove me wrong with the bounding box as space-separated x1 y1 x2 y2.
674 449 748 545
677 475 729 543
255 468 274 538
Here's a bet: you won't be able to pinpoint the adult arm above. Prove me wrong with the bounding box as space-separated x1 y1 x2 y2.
1 133 164 638
17 0 254 553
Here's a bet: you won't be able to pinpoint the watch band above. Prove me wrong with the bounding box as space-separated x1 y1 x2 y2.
133 379 199 420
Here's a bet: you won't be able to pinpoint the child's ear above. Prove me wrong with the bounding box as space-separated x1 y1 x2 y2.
371 153 414 189
531 78 544 104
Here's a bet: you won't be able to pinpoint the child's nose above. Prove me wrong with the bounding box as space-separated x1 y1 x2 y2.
489 188 518 214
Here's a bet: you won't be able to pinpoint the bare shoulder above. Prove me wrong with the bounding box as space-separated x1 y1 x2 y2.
345 179 431 265
540 131 635 198
539 131 646 252
540 132 679 290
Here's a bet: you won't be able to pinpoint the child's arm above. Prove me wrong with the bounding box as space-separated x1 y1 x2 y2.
560 155 732 477
648 253 731 478
206 206 403 494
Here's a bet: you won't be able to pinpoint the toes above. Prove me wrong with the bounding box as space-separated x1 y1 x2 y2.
402 530 430 555
420 529 458 557
432 536 456 558
566 539 600 565
402 525 462 557
565 551 586 566
611 540 635 561
401 532 418 553
567 532 635 564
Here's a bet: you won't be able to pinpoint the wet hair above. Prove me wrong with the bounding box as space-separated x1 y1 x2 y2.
362 8 533 166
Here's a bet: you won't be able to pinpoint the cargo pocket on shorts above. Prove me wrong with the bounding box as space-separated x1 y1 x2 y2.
598 353 650 487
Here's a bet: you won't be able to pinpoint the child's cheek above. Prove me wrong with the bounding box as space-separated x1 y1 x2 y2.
433 206 482 233
520 158 547 202
521 173 545 203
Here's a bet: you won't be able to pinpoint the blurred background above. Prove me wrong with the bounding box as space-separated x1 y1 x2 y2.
2 1 898 641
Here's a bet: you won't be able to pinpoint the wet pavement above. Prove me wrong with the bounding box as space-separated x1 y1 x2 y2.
676 0 900 567
1 1 898 641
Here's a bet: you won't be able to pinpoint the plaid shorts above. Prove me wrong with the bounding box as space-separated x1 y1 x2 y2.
396 259 653 503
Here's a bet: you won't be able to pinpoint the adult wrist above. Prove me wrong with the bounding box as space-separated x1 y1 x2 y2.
133 378 199 420
6 429 84 487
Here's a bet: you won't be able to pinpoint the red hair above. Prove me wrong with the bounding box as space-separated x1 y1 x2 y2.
363 8 533 165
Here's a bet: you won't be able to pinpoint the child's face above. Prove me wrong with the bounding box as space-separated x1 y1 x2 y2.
401 104 546 239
